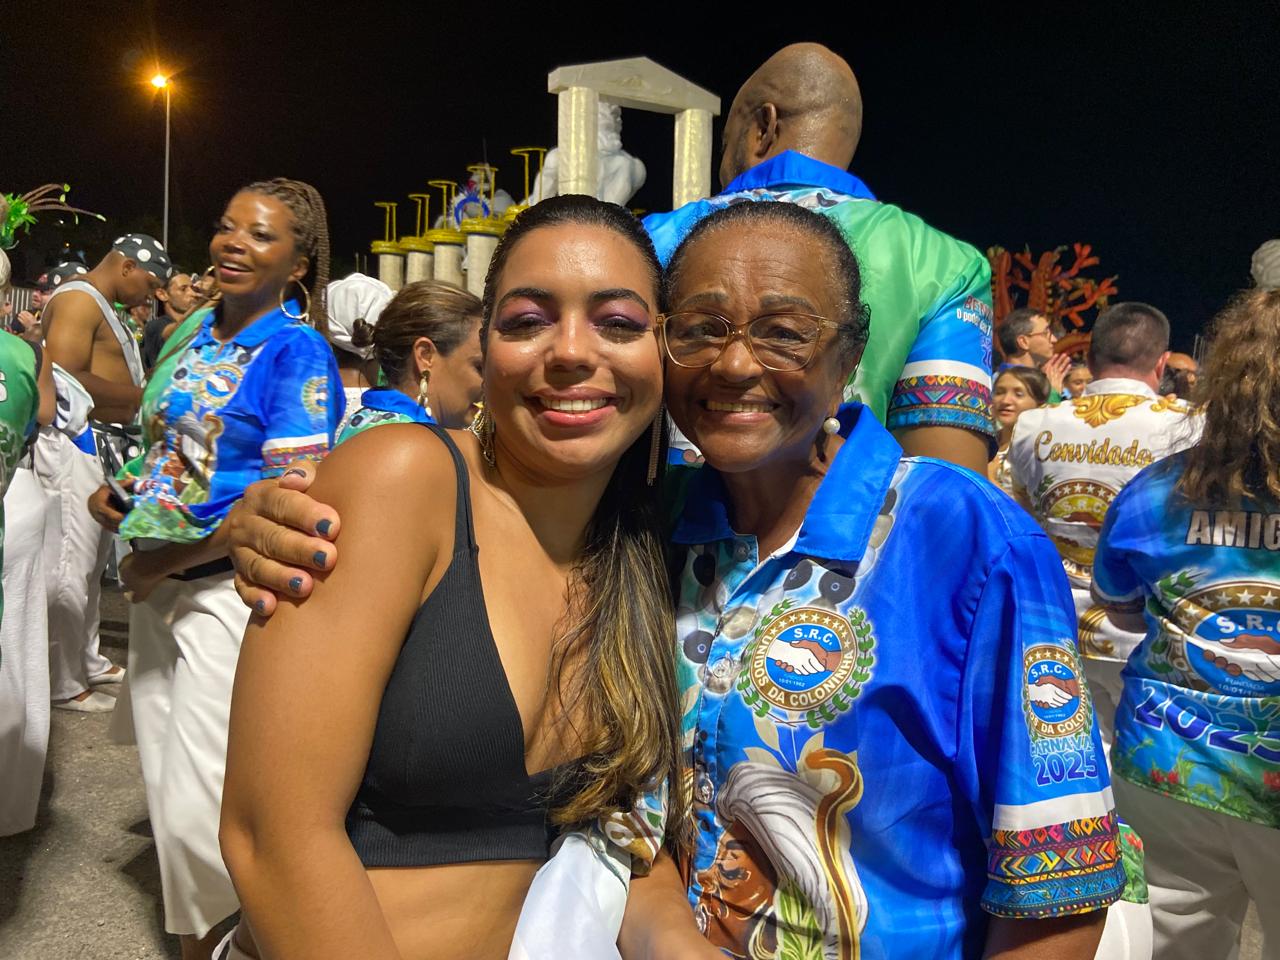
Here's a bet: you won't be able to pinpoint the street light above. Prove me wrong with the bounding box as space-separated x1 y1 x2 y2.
151 73 171 249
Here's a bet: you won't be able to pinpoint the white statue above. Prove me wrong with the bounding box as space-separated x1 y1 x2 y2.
525 101 646 207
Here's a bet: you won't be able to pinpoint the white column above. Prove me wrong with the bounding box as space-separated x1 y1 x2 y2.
465 234 500 298
377 252 404 292
404 251 433 284
557 86 600 198
433 241 465 288
673 107 713 208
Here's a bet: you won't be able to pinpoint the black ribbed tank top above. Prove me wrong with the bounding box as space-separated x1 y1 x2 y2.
345 424 579 866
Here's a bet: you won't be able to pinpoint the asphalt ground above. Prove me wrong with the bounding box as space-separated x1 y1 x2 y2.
0 584 1264 959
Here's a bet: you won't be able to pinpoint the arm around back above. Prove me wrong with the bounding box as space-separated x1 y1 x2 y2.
220 423 458 960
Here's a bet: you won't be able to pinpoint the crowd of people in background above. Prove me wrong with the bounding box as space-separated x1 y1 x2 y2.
1 40 1279 960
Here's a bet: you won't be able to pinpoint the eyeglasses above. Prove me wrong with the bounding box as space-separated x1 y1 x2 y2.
656 311 842 372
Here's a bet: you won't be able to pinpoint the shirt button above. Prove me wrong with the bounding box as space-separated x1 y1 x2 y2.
734 543 750 561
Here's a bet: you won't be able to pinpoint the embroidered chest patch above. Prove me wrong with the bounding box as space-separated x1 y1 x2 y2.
739 605 876 728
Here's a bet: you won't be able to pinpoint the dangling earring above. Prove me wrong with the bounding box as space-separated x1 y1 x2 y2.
279 280 311 321
646 406 665 486
469 402 497 466
416 369 433 419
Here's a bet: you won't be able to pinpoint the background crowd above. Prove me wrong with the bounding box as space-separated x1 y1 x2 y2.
2 39 1279 960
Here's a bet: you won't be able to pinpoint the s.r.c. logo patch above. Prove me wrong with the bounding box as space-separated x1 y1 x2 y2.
1024 643 1090 739
740 606 875 727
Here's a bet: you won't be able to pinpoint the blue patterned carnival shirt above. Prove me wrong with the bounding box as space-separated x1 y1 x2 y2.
120 303 342 543
671 403 1123 959
335 387 435 445
1093 452 1280 827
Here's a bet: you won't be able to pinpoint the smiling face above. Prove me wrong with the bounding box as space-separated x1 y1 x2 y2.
483 223 664 482
993 371 1042 427
663 222 857 476
209 191 308 307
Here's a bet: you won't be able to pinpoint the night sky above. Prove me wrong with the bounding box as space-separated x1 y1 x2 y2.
6 4 1278 350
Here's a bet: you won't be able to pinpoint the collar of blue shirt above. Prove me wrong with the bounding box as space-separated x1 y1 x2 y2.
671 401 902 562
721 150 876 201
359 386 436 423
190 300 305 349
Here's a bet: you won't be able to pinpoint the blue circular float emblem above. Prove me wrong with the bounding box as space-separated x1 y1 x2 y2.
1024 644 1089 739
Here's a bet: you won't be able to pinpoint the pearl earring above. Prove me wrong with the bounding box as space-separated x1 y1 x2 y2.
822 416 840 435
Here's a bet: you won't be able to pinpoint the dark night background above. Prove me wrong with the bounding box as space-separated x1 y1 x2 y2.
5 3 1278 350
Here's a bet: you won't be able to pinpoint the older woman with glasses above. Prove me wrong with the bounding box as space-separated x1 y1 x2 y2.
226 202 1125 959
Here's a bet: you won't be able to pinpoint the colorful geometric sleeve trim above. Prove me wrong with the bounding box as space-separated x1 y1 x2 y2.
261 434 329 476
886 373 995 441
981 811 1126 918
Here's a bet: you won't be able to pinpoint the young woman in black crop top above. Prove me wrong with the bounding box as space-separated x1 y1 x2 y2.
219 197 685 960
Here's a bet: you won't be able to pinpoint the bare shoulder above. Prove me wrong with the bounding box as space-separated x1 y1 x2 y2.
43 289 105 335
310 423 464 553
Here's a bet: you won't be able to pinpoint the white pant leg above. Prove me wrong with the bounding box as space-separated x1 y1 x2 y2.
32 428 114 699
1083 658 1125 758
135 573 248 937
0 466 51 836
1226 804 1280 958
1112 777 1248 960
1095 900 1154 960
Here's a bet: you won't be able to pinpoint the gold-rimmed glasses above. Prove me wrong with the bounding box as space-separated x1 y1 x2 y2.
656 311 842 372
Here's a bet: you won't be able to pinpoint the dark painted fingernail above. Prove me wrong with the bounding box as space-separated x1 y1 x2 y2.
254 599 266 614
284 468 307 478
289 576 303 593
315 519 332 537
313 551 327 569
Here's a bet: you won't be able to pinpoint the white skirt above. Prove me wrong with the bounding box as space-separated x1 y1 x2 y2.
128 571 249 937
0 465 51 836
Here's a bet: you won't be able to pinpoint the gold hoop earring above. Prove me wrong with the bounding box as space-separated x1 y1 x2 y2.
416 369 434 420
279 280 310 321
469 402 496 466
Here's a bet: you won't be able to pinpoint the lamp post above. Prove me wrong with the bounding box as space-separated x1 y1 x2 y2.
151 73 171 249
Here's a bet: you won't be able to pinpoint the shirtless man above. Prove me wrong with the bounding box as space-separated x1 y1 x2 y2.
35 234 171 711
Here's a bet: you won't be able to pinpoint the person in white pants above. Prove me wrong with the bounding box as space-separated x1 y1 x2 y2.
1092 289 1280 960
33 425 118 709
39 244 171 710
0 464 51 835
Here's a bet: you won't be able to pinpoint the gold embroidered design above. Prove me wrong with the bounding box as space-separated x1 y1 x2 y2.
1071 394 1146 428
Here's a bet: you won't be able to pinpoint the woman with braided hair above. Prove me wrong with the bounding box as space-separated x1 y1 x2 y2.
87 178 343 960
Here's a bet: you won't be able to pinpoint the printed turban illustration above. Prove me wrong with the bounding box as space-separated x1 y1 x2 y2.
711 751 867 960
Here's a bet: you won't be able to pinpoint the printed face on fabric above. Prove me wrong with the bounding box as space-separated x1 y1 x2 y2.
483 222 663 482
210 192 308 306
662 221 855 476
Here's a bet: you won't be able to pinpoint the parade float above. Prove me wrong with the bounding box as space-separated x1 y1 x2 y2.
367 57 720 294
988 242 1120 357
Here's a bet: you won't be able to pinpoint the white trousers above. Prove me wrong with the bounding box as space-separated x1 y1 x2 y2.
0 466 51 836
1113 776 1280 960
32 427 114 699
129 572 248 937
1084 657 1126 757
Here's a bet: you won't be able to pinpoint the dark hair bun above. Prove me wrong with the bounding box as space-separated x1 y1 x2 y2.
351 317 376 349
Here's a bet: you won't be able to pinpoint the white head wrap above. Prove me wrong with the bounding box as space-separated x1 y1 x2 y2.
327 273 393 359
1251 240 1280 291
